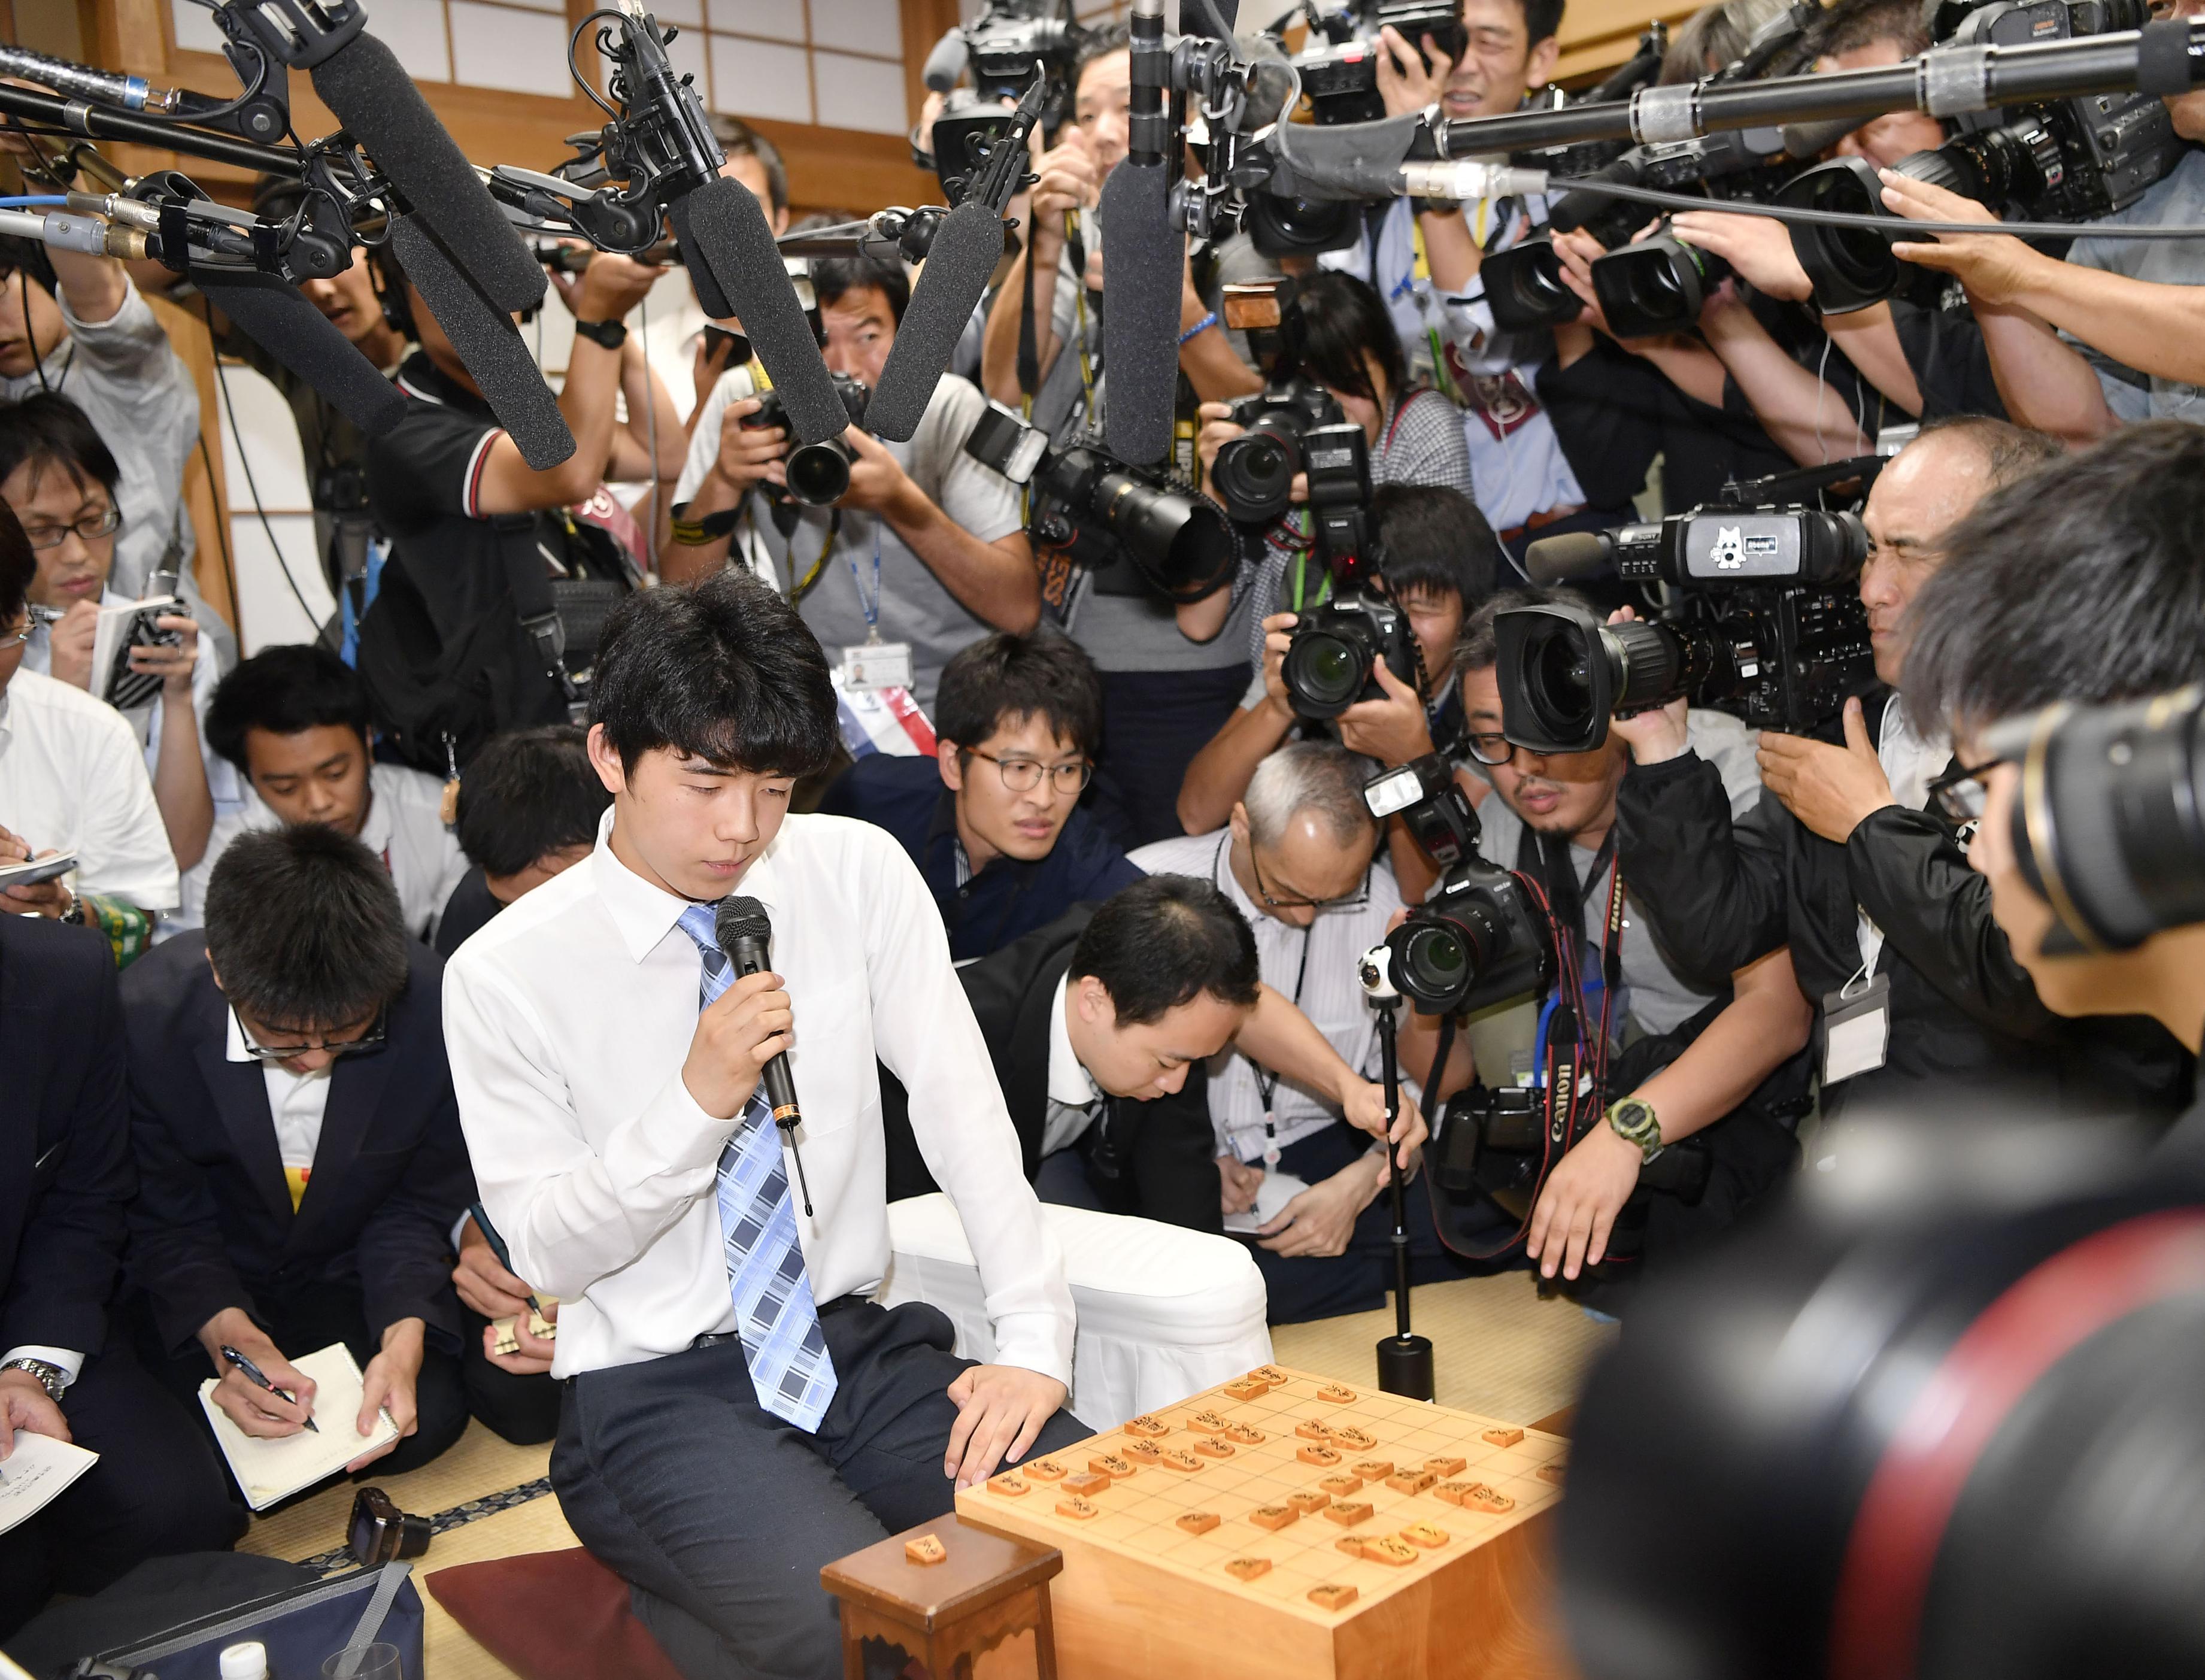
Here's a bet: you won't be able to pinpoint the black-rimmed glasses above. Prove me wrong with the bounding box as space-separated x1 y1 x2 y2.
1248 848 1372 912
232 1003 389 1063
965 748 1095 796
1463 729 1515 768
21 507 122 551
1927 757 1998 834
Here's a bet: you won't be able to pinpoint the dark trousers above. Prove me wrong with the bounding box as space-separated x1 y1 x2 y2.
459 1307 563 1446
551 1300 1089 1680
140 1283 470 1499
1089 664 1250 848
1243 1121 1488 1326
0 1337 242 1639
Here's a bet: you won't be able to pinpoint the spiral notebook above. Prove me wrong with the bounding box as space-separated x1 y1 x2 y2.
196 1342 398 1511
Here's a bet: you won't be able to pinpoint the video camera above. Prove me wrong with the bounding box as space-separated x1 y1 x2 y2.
1497 505 1873 753
917 0 1090 201
1781 0 2183 312
1361 756 1551 1015
741 372 869 507
1291 0 1469 126
964 403 1237 602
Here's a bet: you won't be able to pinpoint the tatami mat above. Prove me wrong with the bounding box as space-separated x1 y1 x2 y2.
1270 1272 1616 1426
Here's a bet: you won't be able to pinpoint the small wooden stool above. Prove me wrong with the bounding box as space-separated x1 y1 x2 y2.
821 1514 1063 1680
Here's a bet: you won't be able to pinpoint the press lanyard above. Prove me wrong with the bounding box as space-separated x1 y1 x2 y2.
1219 835 1315 1168
847 524 883 643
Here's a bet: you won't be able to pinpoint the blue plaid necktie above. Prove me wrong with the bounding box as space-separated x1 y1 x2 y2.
677 905 836 1431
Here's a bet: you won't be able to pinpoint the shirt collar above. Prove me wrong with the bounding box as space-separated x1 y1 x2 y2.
224 1002 251 1063
588 805 787 966
1046 970 1102 1108
395 350 493 420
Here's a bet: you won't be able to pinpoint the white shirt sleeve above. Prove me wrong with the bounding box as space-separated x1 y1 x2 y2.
77 699 181 912
0 1344 84 1386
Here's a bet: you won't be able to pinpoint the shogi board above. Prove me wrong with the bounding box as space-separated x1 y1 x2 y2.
954 1365 1572 1680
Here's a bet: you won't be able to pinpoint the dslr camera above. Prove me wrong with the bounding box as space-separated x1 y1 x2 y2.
740 371 869 507
1497 504 1873 752
1364 757 1552 1014
1780 0 2181 313
965 404 1236 602
1273 421 1420 719
1212 378 1345 523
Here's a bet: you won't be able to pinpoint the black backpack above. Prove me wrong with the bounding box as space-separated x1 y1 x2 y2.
356 508 632 775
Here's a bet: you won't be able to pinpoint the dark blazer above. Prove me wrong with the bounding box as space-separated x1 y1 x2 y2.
120 933 473 1356
881 905 1223 1234
0 916 134 1358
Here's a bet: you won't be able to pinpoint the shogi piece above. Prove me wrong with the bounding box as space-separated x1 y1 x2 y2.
1126 1415 1170 1439
1061 1473 1111 1499
1424 1457 1467 1479
954 1364 1570 1680
1481 1429 1525 1449
823 1516 1063 1680
1223 1376 1271 1402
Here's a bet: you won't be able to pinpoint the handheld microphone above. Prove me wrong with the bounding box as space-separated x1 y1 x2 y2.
714 894 814 1216
1099 0 1181 468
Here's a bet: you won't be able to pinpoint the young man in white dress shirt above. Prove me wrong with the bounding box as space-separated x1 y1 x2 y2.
442 571 1084 1678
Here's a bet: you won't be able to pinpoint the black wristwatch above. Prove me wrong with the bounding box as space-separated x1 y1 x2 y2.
572 317 628 350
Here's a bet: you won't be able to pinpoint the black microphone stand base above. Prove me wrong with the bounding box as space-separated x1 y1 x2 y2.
1377 1330 1435 1401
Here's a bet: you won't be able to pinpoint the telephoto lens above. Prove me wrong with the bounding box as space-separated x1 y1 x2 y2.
742 372 869 506
1494 601 1715 754
1384 859 1549 1015
1982 684 2205 954
1591 226 1731 338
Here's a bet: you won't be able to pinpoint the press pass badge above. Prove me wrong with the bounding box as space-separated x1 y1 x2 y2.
842 640 912 692
1822 970 1891 1085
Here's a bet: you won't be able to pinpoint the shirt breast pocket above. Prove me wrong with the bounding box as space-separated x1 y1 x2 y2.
784 977 871 1144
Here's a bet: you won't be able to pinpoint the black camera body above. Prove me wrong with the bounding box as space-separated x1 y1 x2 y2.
1385 856 1552 1016
1294 1 1469 126
1284 591 1417 720
1212 378 1346 524
1783 0 2180 313
348 1486 430 1567
741 371 869 507
965 403 1236 603
1366 753 1479 869
1500 506 1873 752
964 0 1088 109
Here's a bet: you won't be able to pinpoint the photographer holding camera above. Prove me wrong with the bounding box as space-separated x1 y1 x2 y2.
669 252 1037 712
1437 589 1812 1288
1611 420 2191 1127
1896 421 2205 1120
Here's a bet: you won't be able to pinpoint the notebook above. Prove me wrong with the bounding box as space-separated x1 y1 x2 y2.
1221 1170 1312 1235
0 1430 99 1535
196 1342 399 1511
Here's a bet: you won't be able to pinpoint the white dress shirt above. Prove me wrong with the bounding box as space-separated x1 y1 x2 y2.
0 668 177 911
1130 833 1399 1163
225 1002 334 1176
443 808 1075 1384
233 762 468 942
1041 971 1105 1156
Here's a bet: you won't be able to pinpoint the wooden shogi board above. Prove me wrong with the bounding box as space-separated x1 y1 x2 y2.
954 1364 1572 1680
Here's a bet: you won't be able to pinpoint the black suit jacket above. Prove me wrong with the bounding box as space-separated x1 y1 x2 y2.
881 906 1224 1235
121 933 473 1355
0 917 134 1358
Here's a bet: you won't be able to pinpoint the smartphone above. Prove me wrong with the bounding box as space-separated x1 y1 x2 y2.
0 851 80 889
702 324 751 368
105 566 187 712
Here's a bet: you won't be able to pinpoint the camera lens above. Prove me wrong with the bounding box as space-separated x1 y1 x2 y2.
1485 239 1585 333
1211 431 1297 524
1402 922 1469 993
1094 468 1237 601
1283 627 1373 719
1591 234 1728 339
785 438 856 506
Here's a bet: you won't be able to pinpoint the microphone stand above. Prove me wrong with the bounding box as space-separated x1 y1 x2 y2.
1368 977 1436 1402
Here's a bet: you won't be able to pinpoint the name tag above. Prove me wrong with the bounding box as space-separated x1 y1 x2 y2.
1822 972 1891 1086
842 641 912 692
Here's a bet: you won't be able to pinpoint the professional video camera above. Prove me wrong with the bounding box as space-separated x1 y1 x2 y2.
1291 0 1469 126
740 372 870 507
1781 0 2183 312
1980 684 2205 953
917 1 1090 205
1363 757 1551 1014
964 403 1236 602
1497 504 1873 752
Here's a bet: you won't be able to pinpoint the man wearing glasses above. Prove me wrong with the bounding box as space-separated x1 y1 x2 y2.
1132 742 1434 1320
123 826 475 1485
821 631 1142 960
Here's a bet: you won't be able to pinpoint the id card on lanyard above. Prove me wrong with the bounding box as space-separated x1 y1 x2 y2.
840 522 912 691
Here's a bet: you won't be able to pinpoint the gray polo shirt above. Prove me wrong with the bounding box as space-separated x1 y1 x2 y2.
2067 143 2205 424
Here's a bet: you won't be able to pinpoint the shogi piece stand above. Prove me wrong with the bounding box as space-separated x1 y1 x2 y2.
822 1514 1064 1679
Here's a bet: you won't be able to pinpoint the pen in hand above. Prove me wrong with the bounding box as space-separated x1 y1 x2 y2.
220 1343 319 1433
468 1200 546 1317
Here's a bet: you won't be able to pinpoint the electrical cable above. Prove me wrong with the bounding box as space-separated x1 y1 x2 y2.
205 298 326 635
194 426 242 647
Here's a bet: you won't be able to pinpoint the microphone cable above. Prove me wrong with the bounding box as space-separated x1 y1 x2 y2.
204 296 327 636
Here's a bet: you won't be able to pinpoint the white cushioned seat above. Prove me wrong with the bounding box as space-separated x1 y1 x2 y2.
876 1194 1273 1430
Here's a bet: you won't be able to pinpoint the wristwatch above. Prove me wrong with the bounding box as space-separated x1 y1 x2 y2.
571 317 628 350
2 1357 69 1403
1606 1097 1666 1165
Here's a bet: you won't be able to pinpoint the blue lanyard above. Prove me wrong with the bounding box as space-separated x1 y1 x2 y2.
845 523 882 640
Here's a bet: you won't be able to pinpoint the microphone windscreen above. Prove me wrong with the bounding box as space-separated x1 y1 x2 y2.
864 199 1001 442
1266 112 1425 201
1781 117 1857 159
676 176 850 447
715 894 771 951
390 216 575 471
1097 156 1181 468
312 31 544 316
668 195 736 321
1525 529 1615 586
922 29 969 94
194 271 405 438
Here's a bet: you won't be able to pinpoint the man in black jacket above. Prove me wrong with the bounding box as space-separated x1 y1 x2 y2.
125 826 475 1479
0 916 237 1639
1613 418 2191 1127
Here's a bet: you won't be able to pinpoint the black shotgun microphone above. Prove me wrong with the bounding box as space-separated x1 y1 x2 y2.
193 271 406 436
714 894 814 1215
1100 0 1182 468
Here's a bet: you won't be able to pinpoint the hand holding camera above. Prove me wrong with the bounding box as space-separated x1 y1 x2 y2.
711 394 788 498
1372 22 1455 118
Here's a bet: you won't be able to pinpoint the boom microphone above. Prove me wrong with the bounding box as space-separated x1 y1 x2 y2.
923 28 970 94
675 175 852 447
714 894 814 1215
863 199 1005 439
1525 529 1618 586
1099 0 1182 468
193 271 406 437
389 215 574 469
